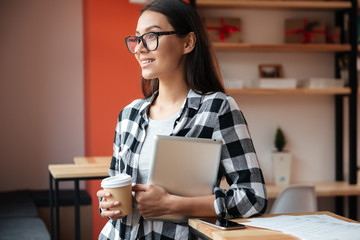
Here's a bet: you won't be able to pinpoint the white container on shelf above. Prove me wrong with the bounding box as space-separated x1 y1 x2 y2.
297 78 345 89
259 78 297 89
224 79 244 89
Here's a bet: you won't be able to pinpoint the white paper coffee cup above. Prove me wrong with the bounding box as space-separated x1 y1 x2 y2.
101 174 133 215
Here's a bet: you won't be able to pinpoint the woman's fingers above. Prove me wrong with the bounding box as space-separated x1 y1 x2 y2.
100 199 124 220
100 200 120 209
97 189 111 198
98 189 125 220
101 209 123 220
132 183 147 192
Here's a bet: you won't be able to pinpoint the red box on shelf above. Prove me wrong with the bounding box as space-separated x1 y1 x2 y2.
204 17 242 43
285 19 327 44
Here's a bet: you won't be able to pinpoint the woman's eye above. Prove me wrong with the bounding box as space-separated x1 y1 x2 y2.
148 33 157 40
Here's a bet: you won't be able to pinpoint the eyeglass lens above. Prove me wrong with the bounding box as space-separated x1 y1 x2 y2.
126 32 158 54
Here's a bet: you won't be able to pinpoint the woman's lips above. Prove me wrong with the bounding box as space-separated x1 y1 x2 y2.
140 58 155 67
141 59 154 64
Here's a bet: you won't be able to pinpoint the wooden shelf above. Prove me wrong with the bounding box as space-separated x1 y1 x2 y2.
221 180 360 198
226 88 351 95
196 0 351 10
213 43 351 52
267 181 360 199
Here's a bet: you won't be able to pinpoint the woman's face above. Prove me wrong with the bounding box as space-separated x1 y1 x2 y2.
134 11 186 80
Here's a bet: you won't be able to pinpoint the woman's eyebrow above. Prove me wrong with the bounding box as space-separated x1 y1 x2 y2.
135 25 162 34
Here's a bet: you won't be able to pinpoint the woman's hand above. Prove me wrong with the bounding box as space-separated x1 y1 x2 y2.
133 184 172 218
97 189 124 220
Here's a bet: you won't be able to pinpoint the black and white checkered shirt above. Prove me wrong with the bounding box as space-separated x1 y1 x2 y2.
99 90 267 240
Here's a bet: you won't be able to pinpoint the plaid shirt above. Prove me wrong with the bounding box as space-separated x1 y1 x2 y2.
99 90 267 240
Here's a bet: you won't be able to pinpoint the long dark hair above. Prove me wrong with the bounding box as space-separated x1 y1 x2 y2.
140 0 224 98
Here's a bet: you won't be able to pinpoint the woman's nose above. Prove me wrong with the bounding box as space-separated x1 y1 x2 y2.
134 39 148 53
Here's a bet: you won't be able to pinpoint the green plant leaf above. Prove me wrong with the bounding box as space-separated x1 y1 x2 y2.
275 128 286 152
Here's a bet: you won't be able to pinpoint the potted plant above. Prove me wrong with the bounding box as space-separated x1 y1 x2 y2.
273 128 292 185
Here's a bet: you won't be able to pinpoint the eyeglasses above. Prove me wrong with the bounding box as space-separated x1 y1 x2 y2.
125 31 177 54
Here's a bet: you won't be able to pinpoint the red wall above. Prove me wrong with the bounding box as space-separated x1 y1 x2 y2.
83 0 190 238
83 0 142 238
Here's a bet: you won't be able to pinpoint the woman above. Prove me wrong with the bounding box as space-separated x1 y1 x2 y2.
97 0 267 239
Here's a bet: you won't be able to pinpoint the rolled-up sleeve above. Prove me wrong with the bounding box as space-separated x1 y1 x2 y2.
212 96 267 219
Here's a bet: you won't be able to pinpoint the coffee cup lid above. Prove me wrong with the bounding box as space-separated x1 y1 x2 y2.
101 174 132 188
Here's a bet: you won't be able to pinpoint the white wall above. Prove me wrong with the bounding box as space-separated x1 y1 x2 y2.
199 9 359 184
0 0 84 190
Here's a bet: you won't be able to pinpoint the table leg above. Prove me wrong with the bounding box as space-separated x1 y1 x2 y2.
349 196 358 220
74 179 80 240
335 196 344 216
49 172 54 240
55 179 60 240
188 230 197 240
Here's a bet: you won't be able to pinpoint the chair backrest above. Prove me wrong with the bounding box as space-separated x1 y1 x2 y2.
270 184 317 214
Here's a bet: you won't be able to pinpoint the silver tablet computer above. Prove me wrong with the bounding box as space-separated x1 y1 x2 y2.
147 135 222 222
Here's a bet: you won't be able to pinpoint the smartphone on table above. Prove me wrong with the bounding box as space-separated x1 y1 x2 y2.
198 218 246 230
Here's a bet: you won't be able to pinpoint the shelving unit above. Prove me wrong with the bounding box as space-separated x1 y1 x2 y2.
196 0 351 10
226 88 351 95
192 0 358 219
213 43 351 52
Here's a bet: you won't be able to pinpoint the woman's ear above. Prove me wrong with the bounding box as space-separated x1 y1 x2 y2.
183 32 196 55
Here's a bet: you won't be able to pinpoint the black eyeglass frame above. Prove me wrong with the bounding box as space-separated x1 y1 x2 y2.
125 31 177 54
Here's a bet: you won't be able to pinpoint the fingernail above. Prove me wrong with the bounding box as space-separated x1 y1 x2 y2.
114 201 119 206
105 193 110 197
114 210 120 214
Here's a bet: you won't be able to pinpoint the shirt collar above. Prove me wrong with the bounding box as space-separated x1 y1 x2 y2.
139 91 158 117
139 89 203 117
184 89 202 111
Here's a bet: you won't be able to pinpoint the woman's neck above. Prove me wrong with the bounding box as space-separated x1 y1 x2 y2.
158 76 189 102
149 76 189 120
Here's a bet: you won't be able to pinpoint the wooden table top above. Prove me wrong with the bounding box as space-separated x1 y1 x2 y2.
266 181 360 198
189 211 358 240
219 179 360 198
69 156 360 198
73 156 111 165
48 163 109 179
